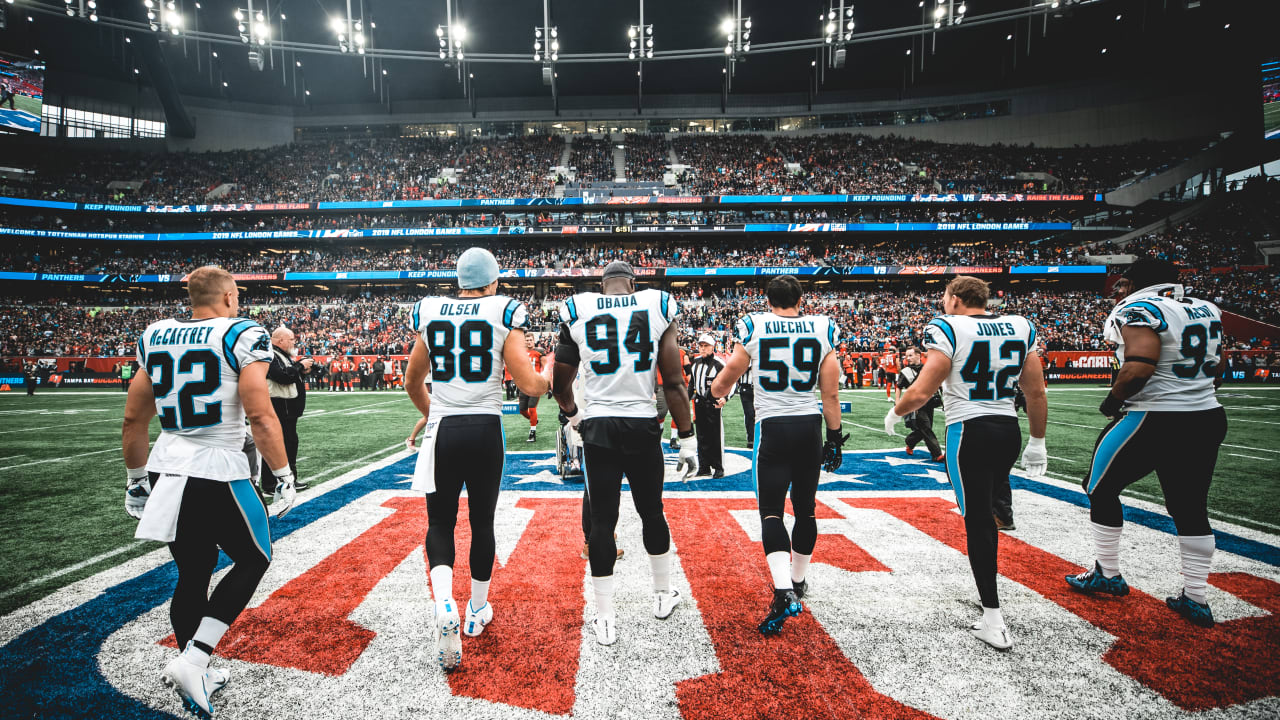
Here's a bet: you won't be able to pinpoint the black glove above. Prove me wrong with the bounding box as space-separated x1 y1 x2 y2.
822 427 850 473
1099 392 1125 420
903 411 917 430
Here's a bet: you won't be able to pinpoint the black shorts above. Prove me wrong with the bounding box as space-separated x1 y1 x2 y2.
944 416 1021 518
518 392 541 411
754 415 822 517
1085 407 1227 498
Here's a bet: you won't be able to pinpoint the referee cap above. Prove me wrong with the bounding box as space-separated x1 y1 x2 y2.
698 334 716 346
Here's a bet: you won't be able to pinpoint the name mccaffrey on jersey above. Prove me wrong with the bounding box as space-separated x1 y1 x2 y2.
147 325 215 346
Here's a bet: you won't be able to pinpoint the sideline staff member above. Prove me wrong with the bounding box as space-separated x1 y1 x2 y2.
265 327 313 493
689 334 729 478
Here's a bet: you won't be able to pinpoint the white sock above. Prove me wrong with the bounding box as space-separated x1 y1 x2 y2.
470 578 491 611
649 552 671 594
982 606 1005 628
182 617 229 668
429 565 454 616
1091 522 1123 578
592 575 616 621
791 552 812 584
1178 534 1215 604
766 551 792 591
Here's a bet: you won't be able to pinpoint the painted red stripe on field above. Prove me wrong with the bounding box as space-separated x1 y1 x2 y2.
667 498 939 720
846 496 1280 711
444 498 583 716
167 496 428 675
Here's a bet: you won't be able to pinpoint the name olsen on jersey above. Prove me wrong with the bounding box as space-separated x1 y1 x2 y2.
439 302 481 316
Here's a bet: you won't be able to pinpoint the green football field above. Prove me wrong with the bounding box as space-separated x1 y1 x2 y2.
13 93 41 118
0 385 1277 616
1265 101 1280 137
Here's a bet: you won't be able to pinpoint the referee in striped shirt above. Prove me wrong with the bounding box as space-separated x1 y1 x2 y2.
690 334 730 478
734 338 756 450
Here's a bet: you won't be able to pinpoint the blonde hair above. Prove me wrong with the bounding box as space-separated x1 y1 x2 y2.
186 266 235 308
946 275 990 309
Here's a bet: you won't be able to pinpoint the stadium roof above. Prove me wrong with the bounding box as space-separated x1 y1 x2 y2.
5 0 1255 110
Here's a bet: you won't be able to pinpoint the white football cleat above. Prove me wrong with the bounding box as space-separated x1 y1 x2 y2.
160 656 213 717
463 600 493 637
435 599 463 671
207 667 230 696
970 620 1013 650
593 616 617 646
653 590 681 620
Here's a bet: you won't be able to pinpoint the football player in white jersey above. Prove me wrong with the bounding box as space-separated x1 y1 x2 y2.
551 261 697 646
885 275 1048 650
710 275 848 635
122 266 294 717
405 247 550 671
1065 258 1228 628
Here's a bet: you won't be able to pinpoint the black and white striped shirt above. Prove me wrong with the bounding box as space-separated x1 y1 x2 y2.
689 354 726 400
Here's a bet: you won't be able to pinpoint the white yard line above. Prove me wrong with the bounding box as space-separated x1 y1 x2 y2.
1046 455 1076 463
1227 418 1280 426
0 417 123 435
0 541 147 601
0 447 117 471
842 419 889 435
1223 443 1280 454
1227 452 1272 461
304 442 407 483
297 398 404 420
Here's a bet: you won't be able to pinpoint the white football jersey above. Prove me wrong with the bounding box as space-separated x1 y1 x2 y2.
922 313 1037 425
135 316 273 480
412 294 530 418
559 289 679 420
735 312 838 422
1103 283 1222 412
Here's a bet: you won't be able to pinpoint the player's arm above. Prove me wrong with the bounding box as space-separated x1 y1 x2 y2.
407 415 427 450
710 344 749 398
1100 325 1160 417
239 361 288 475
1018 348 1048 440
551 322 581 415
658 325 694 434
121 370 157 470
404 338 432 419
504 328 550 397
818 351 843 432
893 350 949 416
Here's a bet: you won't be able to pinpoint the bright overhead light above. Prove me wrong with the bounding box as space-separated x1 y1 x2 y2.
305 90 311 95
825 22 835 33
628 27 636 38
234 9 243 21
332 17 345 32
550 40 559 51
724 44 732 54
296 60 302 67
280 13 285 20
436 26 444 37
906 49 912 55
720 18 733 34
550 27 557 38
452 24 466 41
933 7 946 18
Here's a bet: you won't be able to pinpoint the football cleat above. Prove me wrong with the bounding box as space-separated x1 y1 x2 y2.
933 453 946 463
905 445 915 456
593 616 617 646
435 599 463 672
207 668 229 696
1166 591 1214 628
1065 562 1130 597
994 515 1017 532
711 468 725 479
758 590 802 635
653 590 681 620
793 578 807 600
160 656 213 718
969 620 1013 650
463 600 493 637
527 428 537 443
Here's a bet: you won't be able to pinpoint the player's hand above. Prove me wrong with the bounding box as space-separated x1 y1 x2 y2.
714 396 727 409
125 468 151 520
405 435 417 452
273 471 298 518
1098 393 1125 420
822 427 850 473
1020 437 1047 478
676 433 698 480
884 407 902 436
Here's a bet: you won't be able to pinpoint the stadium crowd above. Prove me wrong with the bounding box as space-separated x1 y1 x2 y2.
0 133 1202 205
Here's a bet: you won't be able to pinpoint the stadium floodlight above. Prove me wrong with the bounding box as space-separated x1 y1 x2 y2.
535 24 558 67
823 2 853 66
627 22 654 61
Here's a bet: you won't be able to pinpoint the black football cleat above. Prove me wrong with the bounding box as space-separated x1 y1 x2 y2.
758 589 803 635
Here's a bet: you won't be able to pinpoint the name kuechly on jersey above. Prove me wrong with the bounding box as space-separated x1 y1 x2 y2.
411 294 532 418
1104 283 1224 412
135 316 273 480
735 312 839 422
922 313 1038 425
558 289 679 419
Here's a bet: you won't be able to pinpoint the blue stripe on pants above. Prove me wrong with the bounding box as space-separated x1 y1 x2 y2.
229 478 272 562
945 422 966 516
1086 411 1148 494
